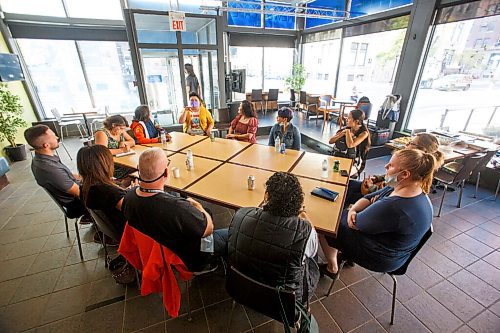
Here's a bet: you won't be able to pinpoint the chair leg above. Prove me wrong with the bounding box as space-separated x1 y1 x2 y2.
457 179 465 208
437 184 447 217
74 219 84 261
226 300 236 333
326 260 345 296
76 124 85 139
59 126 65 142
185 281 192 322
495 178 500 201
390 274 397 325
60 142 72 160
474 172 480 199
135 269 141 289
64 216 69 238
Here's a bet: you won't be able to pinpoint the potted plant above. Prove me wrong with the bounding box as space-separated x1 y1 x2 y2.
0 83 28 161
285 64 306 102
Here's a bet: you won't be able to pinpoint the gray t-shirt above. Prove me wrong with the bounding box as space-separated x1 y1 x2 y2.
31 153 80 205
186 74 199 94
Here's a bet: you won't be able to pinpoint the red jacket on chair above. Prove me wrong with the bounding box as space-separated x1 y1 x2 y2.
118 222 193 317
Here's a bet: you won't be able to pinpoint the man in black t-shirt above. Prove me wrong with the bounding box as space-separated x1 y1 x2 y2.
122 148 227 272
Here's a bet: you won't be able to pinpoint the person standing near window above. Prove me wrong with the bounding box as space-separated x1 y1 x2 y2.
185 63 202 99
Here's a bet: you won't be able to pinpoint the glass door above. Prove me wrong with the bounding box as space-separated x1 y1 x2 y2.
140 49 184 125
184 49 219 110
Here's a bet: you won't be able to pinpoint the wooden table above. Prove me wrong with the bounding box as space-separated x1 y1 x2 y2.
297 176 346 235
185 163 274 208
181 137 251 161
113 145 152 169
229 144 304 172
385 141 482 163
291 152 352 186
145 132 207 152
165 152 222 191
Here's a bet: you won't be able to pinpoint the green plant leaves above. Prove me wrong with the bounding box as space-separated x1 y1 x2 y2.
0 83 28 147
285 64 306 91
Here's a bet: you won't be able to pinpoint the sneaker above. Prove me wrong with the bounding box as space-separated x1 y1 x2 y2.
79 214 93 225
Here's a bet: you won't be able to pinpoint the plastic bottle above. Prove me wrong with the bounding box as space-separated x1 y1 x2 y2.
186 149 194 170
160 129 167 145
274 136 281 153
321 159 328 179
200 234 214 253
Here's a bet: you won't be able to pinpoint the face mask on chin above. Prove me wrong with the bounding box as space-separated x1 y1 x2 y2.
385 171 402 187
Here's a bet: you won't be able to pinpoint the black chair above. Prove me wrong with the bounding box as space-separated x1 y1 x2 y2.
299 91 319 121
472 150 497 199
251 89 264 114
266 89 279 112
226 266 298 333
434 153 485 217
43 189 84 261
213 108 231 137
326 225 433 325
88 209 121 268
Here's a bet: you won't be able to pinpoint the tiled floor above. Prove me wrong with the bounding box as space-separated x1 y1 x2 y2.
0 138 499 332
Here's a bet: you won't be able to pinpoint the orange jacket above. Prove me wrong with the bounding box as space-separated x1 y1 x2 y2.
118 223 193 317
131 121 159 144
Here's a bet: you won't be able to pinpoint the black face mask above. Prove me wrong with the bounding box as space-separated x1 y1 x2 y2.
138 168 168 183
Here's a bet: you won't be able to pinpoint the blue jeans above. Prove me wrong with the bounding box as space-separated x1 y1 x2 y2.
213 228 229 258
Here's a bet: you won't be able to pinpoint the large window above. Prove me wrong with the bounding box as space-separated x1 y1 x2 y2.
408 14 500 135
263 48 293 91
336 28 406 119
17 39 139 117
230 46 263 92
302 39 341 94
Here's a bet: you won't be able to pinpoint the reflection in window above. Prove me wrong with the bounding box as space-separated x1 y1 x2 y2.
78 41 139 114
228 0 261 28
350 0 412 18
0 0 65 17
17 39 91 117
181 18 216 45
337 28 406 120
65 0 123 19
303 39 341 94
230 46 263 96
408 15 500 136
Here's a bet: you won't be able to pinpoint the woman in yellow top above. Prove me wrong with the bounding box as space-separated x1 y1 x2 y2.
178 92 214 135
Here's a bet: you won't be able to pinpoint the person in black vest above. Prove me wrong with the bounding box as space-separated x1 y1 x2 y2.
329 109 370 177
228 172 319 304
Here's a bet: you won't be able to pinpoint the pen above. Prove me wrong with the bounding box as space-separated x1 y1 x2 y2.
319 187 336 196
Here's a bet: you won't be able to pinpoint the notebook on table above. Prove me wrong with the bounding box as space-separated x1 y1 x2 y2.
311 187 339 202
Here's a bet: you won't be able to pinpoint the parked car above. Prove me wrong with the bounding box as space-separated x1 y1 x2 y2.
433 74 472 91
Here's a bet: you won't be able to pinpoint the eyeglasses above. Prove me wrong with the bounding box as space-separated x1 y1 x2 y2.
406 142 423 149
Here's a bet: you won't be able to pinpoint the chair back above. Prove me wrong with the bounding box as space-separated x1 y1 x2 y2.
472 150 497 174
267 89 279 102
226 266 297 326
390 225 433 276
299 91 307 104
290 89 296 102
88 209 122 241
358 102 373 119
215 108 230 123
319 95 332 108
42 188 68 217
454 153 485 182
51 108 63 121
251 89 263 102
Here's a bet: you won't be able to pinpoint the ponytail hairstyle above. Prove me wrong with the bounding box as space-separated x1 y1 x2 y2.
414 133 445 169
349 108 371 154
394 148 437 194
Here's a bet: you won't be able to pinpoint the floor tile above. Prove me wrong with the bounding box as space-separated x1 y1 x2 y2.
349 276 392 317
10 268 62 303
2 214 34 230
30 210 63 225
465 226 500 249
0 242 16 261
41 232 75 252
480 221 500 237
40 284 90 325
205 299 251 333
467 310 500 333
417 246 462 278
165 308 209 333
123 294 166 332
448 269 500 307
27 314 82 333
14 201 47 215
6 236 48 260
350 319 386 333
28 247 71 275
404 292 462 333
315 274 346 298
451 233 494 258
244 305 273 328
252 320 285 333
427 280 484 321
433 240 479 267
338 264 371 287
0 295 49 332
433 220 462 239
406 258 443 290
374 273 423 303
65 242 102 266
0 226 28 245
0 254 37 282
489 300 500 317
453 210 492 225
309 301 342 333
321 288 372 332
19 221 57 241
0 278 23 307
54 260 97 291
177 278 204 316
452 325 476 333
434 214 475 232
80 301 124 333
376 301 430 332
86 276 126 307
198 273 230 307
465 260 500 290
135 321 166 332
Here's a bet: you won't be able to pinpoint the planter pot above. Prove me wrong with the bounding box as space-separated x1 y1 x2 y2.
4 144 27 162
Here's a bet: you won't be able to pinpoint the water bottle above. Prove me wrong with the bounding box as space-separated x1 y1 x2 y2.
280 142 286 154
186 149 194 170
274 136 281 153
160 129 167 145
321 159 328 179
200 234 214 253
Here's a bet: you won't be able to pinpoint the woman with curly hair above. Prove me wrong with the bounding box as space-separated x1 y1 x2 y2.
228 172 319 304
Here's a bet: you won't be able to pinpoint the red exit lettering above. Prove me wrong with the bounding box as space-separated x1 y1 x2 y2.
173 20 184 30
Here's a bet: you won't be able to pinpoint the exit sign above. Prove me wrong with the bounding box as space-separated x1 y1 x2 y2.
169 11 186 31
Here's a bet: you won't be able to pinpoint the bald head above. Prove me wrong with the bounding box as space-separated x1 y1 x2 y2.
138 148 168 182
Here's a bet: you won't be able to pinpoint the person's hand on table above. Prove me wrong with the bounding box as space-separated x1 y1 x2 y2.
225 134 235 139
347 209 358 230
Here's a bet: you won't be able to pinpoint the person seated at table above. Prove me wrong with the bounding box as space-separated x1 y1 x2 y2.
228 172 319 304
319 148 436 278
130 105 170 144
267 107 301 151
329 109 370 162
77 145 137 244
344 132 445 207
95 115 136 180
226 100 259 144
122 148 228 272
178 92 214 136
